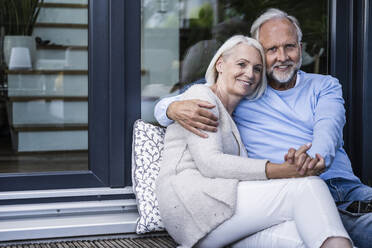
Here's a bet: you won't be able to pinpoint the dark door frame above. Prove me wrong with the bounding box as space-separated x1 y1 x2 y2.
330 0 372 184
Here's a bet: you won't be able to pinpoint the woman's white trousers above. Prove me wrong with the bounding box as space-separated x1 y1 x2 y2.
196 176 351 248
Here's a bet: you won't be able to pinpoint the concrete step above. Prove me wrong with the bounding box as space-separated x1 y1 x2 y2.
0 210 138 241
0 188 136 241
6 69 88 152
0 199 136 218
8 72 87 97
6 96 88 152
7 97 87 125
35 45 88 70
33 24 87 46
10 128 88 152
38 4 88 24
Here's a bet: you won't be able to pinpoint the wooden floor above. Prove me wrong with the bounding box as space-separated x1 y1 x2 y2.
0 135 88 173
0 236 178 248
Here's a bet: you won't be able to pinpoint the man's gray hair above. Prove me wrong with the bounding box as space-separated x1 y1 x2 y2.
250 8 302 43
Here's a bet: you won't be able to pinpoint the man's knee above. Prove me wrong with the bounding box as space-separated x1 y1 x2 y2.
340 211 372 228
340 212 372 248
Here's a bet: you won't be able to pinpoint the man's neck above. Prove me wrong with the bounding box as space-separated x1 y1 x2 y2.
269 74 297 91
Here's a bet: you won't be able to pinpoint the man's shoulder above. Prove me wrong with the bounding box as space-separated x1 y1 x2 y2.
300 71 340 89
300 70 338 82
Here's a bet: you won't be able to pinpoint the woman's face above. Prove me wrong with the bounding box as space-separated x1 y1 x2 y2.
216 43 263 97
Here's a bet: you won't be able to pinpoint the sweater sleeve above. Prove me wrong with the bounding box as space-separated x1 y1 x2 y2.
154 94 182 127
154 79 208 127
182 85 268 180
307 77 346 168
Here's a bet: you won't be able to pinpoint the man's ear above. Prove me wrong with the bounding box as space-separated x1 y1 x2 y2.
216 57 224 73
299 42 303 58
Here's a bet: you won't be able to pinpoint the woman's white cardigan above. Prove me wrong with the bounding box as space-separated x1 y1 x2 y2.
156 85 268 247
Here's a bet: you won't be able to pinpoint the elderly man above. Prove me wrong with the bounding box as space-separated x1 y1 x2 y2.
154 8 372 247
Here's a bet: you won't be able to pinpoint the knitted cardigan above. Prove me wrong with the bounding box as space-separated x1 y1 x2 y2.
156 85 268 247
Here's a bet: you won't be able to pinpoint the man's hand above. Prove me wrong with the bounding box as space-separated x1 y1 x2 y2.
284 145 325 176
284 144 311 170
306 153 326 176
167 100 218 138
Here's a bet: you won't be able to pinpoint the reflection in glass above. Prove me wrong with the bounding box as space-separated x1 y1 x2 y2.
141 0 328 123
0 0 88 173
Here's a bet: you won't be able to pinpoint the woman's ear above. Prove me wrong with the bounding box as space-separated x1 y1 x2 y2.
216 57 224 73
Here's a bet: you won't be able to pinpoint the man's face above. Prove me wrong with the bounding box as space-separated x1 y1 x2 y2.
258 18 302 87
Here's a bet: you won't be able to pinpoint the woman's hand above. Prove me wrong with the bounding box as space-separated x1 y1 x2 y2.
266 160 307 179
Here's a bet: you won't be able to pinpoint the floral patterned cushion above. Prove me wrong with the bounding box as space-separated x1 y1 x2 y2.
132 119 166 234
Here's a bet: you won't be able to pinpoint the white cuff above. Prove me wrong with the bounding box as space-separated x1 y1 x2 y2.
154 94 182 127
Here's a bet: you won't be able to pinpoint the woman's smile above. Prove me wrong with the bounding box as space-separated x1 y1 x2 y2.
236 78 254 86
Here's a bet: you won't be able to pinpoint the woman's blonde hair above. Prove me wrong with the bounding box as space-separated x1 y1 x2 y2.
205 35 267 100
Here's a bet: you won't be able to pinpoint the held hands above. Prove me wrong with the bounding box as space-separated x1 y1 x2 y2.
266 143 325 179
167 100 219 138
284 143 325 177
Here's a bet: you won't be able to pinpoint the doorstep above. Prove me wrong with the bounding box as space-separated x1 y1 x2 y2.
0 187 138 242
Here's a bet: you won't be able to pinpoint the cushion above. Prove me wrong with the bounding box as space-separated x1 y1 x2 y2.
132 119 166 234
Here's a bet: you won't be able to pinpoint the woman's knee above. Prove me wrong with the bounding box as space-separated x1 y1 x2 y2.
231 221 306 248
295 176 329 193
281 177 332 204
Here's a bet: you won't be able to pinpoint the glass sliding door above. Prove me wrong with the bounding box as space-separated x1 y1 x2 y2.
0 0 88 173
0 0 137 191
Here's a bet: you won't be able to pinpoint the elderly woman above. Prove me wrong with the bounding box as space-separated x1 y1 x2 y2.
155 35 352 248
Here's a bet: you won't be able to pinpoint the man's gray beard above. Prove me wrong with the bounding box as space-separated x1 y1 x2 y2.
268 57 302 85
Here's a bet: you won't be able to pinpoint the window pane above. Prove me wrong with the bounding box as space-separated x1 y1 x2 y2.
0 0 88 173
140 0 328 123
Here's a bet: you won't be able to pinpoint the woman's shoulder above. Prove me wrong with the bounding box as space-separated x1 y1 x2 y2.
182 84 218 103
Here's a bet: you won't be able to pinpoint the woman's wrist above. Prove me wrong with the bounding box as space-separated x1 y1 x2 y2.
265 161 280 179
266 161 297 179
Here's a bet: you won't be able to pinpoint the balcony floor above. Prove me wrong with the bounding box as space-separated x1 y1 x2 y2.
0 235 177 248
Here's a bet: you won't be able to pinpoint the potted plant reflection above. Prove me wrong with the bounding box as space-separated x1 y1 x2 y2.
0 0 44 69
